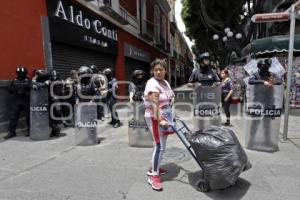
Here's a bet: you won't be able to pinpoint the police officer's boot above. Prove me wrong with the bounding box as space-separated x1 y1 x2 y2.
3 132 17 139
24 131 29 137
50 125 61 137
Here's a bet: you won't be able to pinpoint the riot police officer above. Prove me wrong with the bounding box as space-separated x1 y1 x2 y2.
4 67 31 139
249 58 281 85
90 65 99 74
247 58 282 149
76 66 95 103
31 69 61 138
103 68 121 128
188 52 220 87
49 70 63 137
129 69 146 103
90 71 107 121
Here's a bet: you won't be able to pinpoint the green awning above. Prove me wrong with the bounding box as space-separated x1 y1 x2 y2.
242 34 300 56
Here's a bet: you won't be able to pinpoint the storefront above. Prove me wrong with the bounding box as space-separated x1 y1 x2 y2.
47 0 118 78
124 43 151 81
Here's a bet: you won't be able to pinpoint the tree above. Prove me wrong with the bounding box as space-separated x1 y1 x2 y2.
181 0 284 66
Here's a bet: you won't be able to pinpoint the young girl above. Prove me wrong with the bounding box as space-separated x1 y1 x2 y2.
221 68 233 126
144 58 175 191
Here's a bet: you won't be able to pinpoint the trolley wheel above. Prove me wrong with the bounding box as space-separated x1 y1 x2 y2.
196 179 209 192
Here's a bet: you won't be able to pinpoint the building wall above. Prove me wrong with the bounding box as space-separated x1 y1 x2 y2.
116 27 168 95
0 0 47 80
0 0 192 133
121 0 137 17
0 0 47 134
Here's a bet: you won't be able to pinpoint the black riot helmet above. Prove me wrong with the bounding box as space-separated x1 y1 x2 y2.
78 66 92 85
257 58 272 75
90 65 98 74
132 69 145 83
50 70 60 81
199 52 210 60
16 66 28 80
35 69 50 83
103 68 113 80
133 70 145 78
78 66 93 76
198 52 210 69
257 58 272 69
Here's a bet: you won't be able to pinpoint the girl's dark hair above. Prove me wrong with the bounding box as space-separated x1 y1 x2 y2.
221 68 229 76
151 58 167 70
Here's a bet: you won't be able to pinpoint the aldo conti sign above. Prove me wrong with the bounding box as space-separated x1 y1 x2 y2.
47 0 118 55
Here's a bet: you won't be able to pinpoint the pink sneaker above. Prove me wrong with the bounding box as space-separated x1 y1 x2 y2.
147 168 168 176
147 175 163 191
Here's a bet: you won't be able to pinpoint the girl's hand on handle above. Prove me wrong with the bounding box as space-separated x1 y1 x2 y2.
159 119 169 128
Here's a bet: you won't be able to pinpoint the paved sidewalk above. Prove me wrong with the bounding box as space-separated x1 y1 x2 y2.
0 106 299 200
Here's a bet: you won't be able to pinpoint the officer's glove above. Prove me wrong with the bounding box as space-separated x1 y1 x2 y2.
45 80 51 86
194 82 202 87
32 84 38 90
212 82 220 87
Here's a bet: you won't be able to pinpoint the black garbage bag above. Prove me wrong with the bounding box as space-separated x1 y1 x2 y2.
189 126 251 190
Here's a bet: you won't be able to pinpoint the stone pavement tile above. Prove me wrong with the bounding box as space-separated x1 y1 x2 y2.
240 162 274 178
0 188 95 200
263 163 300 178
246 150 294 165
2 155 56 173
234 191 281 200
127 177 262 200
1 165 145 200
126 182 212 200
278 193 300 200
239 174 274 193
0 168 19 182
266 176 300 195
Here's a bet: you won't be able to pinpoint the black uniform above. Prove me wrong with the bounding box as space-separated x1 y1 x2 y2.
63 71 78 126
129 70 146 102
103 68 121 128
188 66 220 86
49 70 64 136
76 66 96 103
90 73 107 120
4 67 31 139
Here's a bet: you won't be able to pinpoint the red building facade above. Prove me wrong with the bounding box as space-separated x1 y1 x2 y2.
0 0 193 132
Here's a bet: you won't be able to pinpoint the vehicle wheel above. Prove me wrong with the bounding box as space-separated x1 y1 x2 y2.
196 179 209 192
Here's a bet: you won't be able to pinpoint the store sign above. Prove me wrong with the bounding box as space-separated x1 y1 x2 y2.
251 12 290 23
124 43 150 62
47 0 118 55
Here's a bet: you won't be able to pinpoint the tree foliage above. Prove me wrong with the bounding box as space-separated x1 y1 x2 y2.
181 0 286 66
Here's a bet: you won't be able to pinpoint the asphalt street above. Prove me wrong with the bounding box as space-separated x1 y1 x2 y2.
0 103 299 200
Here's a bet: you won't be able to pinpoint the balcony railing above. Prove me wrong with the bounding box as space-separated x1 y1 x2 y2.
98 0 129 25
125 10 138 29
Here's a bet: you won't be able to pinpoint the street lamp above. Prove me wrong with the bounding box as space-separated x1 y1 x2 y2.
213 28 242 42
212 28 242 66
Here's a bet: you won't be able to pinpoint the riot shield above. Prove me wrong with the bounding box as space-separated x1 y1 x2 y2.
30 87 51 140
128 102 153 147
245 84 284 152
74 102 98 146
193 85 221 131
